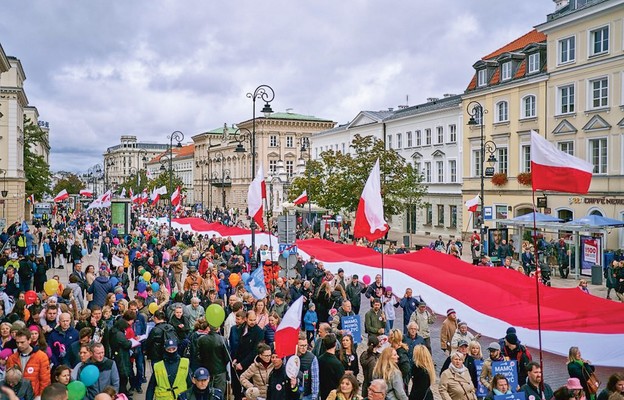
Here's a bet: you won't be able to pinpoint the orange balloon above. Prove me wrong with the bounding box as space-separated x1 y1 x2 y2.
229 273 241 286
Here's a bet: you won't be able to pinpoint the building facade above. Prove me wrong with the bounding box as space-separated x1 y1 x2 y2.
146 143 195 204
24 106 51 165
103 135 168 190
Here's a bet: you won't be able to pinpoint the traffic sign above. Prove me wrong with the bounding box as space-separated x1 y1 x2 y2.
279 243 298 254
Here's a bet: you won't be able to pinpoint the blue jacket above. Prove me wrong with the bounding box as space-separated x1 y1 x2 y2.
47 326 79 367
304 310 318 331
133 311 148 336
398 296 419 324
87 276 114 308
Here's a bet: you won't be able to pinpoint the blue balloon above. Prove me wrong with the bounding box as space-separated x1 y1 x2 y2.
137 282 147 292
115 293 124 301
81 249 87 257
151 282 160 292
109 277 119 287
138 277 145 283
241 272 250 283
282 250 291 259
79 364 100 386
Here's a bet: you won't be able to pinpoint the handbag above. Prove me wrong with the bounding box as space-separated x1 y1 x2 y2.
583 365 600 395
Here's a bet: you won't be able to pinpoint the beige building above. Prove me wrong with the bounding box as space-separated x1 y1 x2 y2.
103 135 168 190
146 143 195 203
462 29 549 240
24 106 51 165
536 0 624 249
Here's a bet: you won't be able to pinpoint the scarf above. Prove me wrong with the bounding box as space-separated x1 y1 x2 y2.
449 363 467 374
493 389 512 395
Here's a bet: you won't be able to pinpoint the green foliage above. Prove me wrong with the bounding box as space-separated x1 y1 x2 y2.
53 173 85 195
288 134 427 216
148 170 185 196
23 118 52 199
118 170 149 195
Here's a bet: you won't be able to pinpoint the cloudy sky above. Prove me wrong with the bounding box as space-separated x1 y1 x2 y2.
1 0 554 172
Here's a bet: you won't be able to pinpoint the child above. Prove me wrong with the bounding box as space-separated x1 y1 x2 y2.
303 303 318 344
578 279 590 294
218 272 228 299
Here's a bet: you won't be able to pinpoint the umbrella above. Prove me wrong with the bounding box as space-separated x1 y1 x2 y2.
565 214 624 228
512 212 563 223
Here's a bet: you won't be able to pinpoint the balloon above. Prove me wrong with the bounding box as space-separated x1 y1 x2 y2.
79 364 100 386
282 250 291 259
137 282 147 292
112 238 120 245
139 268 146 275
241 272 250 283
148 302 159 314
143 272 152 282
138 277 145 284
81 249 87 256
205 304 225 327
362 275 371 285
151 237 158 244
109 277 119 287
67 381 87 400
115 293 124 301
24 290 37 306
229 274 240 286
44 279 59 296
151 282 160 292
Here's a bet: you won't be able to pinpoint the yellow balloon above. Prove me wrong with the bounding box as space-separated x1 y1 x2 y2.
148 302 158 314
143 272 152 282
44 279 59 296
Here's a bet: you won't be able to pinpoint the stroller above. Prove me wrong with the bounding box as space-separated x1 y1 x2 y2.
540 262 552 286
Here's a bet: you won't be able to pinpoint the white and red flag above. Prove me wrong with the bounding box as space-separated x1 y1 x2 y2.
530 130 593 194
53 189 69 202
353 159 389 241
247 166 266 230
465 195 480 212
293 190 308 205
274 296 304 358
140 188 149 205
119 187 126 198
151 186 167 205
79 189 93 198
171 186 181 207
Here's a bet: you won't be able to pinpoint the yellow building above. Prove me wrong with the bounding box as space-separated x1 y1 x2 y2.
462 30 548 236
536 0 624 249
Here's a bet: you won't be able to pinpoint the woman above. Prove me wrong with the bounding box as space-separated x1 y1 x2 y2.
109 315 133 397
29 325 51 358
53 365 72 386
240 344 274 400
567 346 597 398
598 373 624 400
485 374 512 400
8 300 30 326
327 374 362 400
254 300 270 329
388 329 411 390
372 347 408 400
409 345 435 400
70 240 83 269
466 341 483 389
71 344 93 381
338 334 360 377
85 265 96 303
439 352 477 400
264 312 280 347
360 336 380 398
315 281 333 324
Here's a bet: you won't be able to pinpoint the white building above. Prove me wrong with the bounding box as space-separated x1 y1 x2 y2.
146 143 195 204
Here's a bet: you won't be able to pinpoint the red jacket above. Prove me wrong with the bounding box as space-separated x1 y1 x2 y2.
7 348 51 396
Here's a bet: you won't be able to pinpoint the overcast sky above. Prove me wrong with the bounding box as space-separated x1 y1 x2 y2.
1 0 554 172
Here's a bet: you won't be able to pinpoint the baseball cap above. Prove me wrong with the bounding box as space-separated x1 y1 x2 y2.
487 342 501 351
165 338 178 350
458 339 469 347
194 367 210 380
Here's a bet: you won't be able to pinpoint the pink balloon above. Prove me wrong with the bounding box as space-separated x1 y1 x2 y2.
112 238 120 245
362 275 371 285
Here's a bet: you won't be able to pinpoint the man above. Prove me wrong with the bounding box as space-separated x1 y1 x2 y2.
498 239 512 261
364 274 384 305
112 265 130 292
41 304 59 335
270 292 288 318
183 281 204 305
521 247 534 276
296 335 319 400
403 322 425 362
7 328 50 397
479 342 504 391
520 362 554 400
41 383 68 400
502 333 532 387
440 308 458 355
312 323 331 357
364 298 385 342
198 324 229 396
318 334 344 400
129 300 147 393
80 342 120 400
144 310 175 365
232 311 263 400
68 327 93 368
365 379 388 400
345 274 365 315
334 268 346 290
502 256 514 270
47 312 79 367
183 367 224 400
330 299 355 341
146 339 190 400
450 321 479 353
395 243 409 254
70 263 88 295
169 248 184 293
17 254 34 292
409 301 435 353
303 256 317 280
184 266 203 291
87 269 114 309
267 353 300 400
397 288 420 333
99 237 112 265
184 297 205 327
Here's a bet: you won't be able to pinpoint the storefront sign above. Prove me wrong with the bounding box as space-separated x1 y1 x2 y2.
569 196 624 205
581 235 602 276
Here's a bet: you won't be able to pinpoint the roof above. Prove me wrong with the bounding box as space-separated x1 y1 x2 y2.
543 0 610 22
384 95 462 121
148 143 195 164
208 124 237 135
482 29 547 60
265 112 333 123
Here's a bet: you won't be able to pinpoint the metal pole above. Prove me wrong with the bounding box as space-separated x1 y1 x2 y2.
169 135 173 233
251 96 257 266
480 105 485 256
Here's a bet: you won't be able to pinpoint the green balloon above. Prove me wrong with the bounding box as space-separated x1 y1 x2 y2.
152 237 158 244
139 268 146 275
67 381 87 400
205 304 225 327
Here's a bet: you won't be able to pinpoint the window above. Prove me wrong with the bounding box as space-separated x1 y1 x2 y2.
478 69 488 86
436 127 444 144
559 36 575 64
415 130 422 146
498 147 508 175
396 133 402 149
286 160 294 177
269 135 278 147
449 205 457 228
473 150 482 177
437 205 445 226
590 26 609 56
424 162 431 182
407 205 418 234
589 138 607 174
387 134 393 149
425 204 433 225
286 136 293 148
406 131 412 148
522 95 536 118
415 162 421 174
522 145 531 172
559 141 574 155
589 77 608 109
501 62 512 81
528 53 540 74
449 160 457 183
269 159 277 173
496 101 509 122
425 129 431 145
341 143 346 154
448 125 457 143
436 161 444 182
558 85 575 114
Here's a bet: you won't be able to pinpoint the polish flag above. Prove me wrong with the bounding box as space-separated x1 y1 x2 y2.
119 188 126 198
353 159 389 241
100 190 112 207
531 130 593 194
79 189 93 198
247 166 266 230
171 186 181 207
465 195 480 212
293 190 308 205
274 296 304 358
53 189 69 202
140 188 149 205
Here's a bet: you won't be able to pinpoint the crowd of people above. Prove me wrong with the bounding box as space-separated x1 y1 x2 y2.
0 207 622 400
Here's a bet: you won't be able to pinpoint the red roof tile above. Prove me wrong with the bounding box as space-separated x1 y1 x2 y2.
490 68 500 85
149 143 195 164
467 74 477 91
514 59 527 79
482 29 546 60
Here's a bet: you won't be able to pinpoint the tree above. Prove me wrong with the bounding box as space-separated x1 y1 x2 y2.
148 170 185 196
288 134 427 216
23 117 52 200
53 173 84 195
118 170 149 195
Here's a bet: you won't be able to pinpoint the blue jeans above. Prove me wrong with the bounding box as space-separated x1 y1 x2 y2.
385 319 394 334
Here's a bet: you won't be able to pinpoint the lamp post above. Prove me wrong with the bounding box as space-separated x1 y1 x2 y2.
195 158 207 212
164 131 184 234
89 164 102 198
299 137 313 229
467 101 497 254
105 159 114 192
1 170 7 221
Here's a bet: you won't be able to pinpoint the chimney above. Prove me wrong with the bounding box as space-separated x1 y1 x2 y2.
426 97 439 103
553 0 570 10
443 93 457 98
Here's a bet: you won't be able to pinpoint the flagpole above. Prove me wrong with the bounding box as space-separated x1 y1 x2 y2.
531 189 545 383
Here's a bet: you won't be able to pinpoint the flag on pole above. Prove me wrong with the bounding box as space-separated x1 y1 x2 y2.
27 194 35 204
274 296 304 358
353 159 389 241
79 189 93 198
119 187 126 198
140 188 149 205
293 190 308 205
53 189 69 202
465 195 480 212
247 166 266 230
530 130 593 194
151 186 167 205
171 186 181 207
248 266 267 300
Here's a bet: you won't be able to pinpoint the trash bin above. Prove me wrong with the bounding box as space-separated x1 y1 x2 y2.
591 265 603 285
414 244 423 251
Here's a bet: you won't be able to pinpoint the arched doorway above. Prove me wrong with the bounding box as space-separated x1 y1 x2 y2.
557 208 573 222
514 205 534 217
